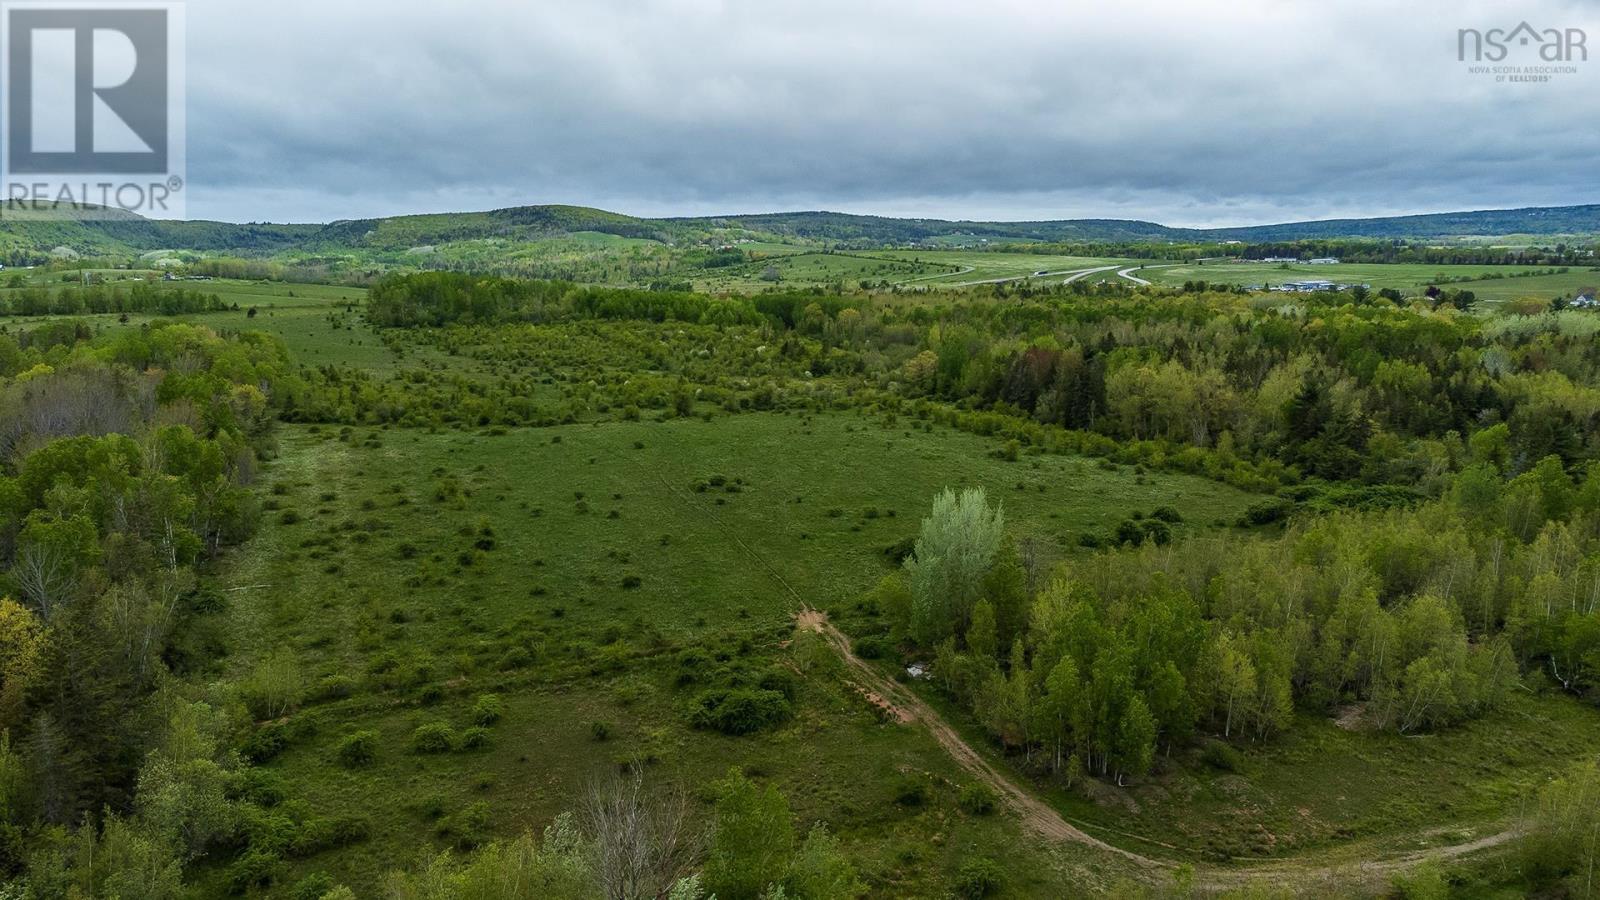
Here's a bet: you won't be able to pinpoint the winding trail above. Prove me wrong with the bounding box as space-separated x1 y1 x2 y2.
796 607 1156 866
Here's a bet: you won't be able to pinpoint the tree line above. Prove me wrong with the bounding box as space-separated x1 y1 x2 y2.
0 321 292 887
871 462 1600 786
0 283 227 318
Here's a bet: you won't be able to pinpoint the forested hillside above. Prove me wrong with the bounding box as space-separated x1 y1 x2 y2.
4 203 1600 268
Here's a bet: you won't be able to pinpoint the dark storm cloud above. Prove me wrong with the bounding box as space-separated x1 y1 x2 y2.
183 0 1600 224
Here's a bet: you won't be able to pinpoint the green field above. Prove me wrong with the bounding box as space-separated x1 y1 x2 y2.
1139 259 1600 298
693 251 955 291
867 251 1133 287
195 414 1257 892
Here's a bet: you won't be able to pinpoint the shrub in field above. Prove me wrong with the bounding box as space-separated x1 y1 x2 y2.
459 726 492 750
690 688 792 735
957 783 997 815
242 722 291 763
227 847 284 893
1200 740 1243 773
854 636 890 660
953 857 1005 898
411 722 456 754
471 693 504 726
892 774 928 807
336 730 378 767
309 674 356 703
437 801 493 850
240 649 302 720
1151 505 1185 523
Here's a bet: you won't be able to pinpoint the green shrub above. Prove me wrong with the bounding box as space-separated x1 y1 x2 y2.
957 783 998 815
892 774 928 807
290 872 335 900
229 767 287 807
689 688 793 736
226 847 285 893
498 646 533 670
854 636 890 660
1239 498 1294 526
471 693 504 726
953 857 1005 899
240 650 302 720
1114 519 1143 546
242 722 291 763
676 648 713 685
410 722 456 754
335 731 378 768
1200 741 1243 773
1392 863 1450 900
1141 519 1173 546
309 674 356 703
437 800 493 850
459 726 491 750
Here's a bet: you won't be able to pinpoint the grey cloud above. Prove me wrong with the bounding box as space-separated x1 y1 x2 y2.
179 0 1600 224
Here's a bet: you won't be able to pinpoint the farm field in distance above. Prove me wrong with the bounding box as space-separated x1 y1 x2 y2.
1135 258 1600 295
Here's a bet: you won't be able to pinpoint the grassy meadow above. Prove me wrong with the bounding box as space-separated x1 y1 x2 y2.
1138 259 1600 296
195 411 1255 892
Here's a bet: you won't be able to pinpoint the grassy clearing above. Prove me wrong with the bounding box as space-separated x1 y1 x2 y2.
1078 693 1594 861
201 413 1242 893
693 252 952 291
229 413 1259 665
1451 268 1600 303
866 250 1132 286
1140 260 1600 297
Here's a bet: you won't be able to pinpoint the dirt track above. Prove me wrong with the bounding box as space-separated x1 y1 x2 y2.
795 607 1522 894
797 609 1154 865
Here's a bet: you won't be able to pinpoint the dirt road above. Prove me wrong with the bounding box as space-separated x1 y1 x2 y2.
794 607 1523 894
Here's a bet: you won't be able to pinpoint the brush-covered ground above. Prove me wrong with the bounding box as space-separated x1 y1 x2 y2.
191 412 1258 894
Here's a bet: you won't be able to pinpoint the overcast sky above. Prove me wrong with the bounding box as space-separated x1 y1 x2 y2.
182 0 1600 226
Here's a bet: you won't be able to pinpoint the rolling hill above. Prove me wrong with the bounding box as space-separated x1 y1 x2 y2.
2 202 1598 261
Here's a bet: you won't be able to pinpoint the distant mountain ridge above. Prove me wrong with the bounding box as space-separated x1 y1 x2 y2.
2 202 1598 258
683 205 1600 243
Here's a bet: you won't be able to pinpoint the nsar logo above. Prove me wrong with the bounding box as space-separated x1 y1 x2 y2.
1458 22 1587 62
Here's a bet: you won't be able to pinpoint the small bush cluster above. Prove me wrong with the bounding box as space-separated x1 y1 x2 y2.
336 730 378 767
411 722 457 754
